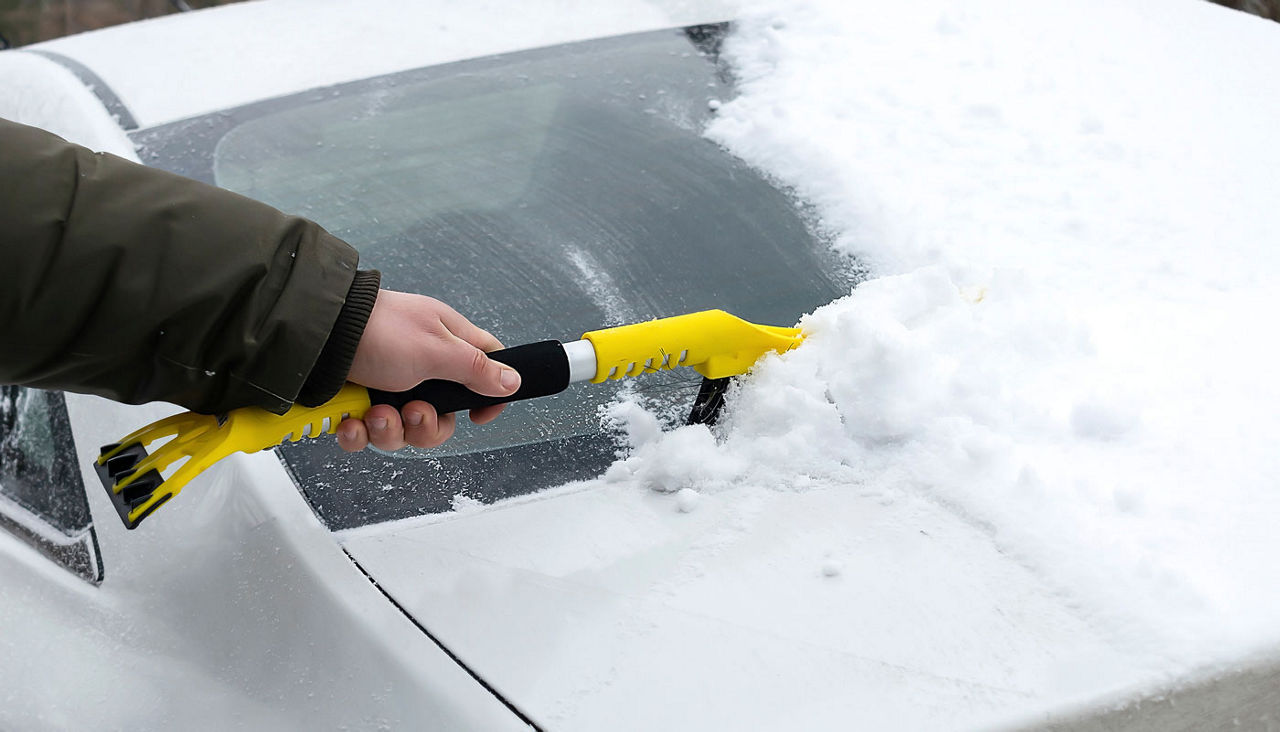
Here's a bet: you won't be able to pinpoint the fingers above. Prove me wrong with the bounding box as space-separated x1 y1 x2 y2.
401 400 457 448
337 403 457 453
468 403 506 425
341 291 520 454
431 302 519 395
430 337 522 398
339 405 404 452
336 417 369 452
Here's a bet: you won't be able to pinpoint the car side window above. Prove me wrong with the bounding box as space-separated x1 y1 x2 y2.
0 386 103 583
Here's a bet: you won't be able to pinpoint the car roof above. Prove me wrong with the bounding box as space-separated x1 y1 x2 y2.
0 49 136 155
28 0 737 129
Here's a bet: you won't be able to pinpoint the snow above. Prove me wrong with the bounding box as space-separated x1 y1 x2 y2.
589 0 1280 716
0 51 136 157
673 487 701 513
7 0 1280 726
343 2 1280 727
33 0 736 127
820 557 842 578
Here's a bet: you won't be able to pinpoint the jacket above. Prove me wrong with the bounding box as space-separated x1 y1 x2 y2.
0 117 380 415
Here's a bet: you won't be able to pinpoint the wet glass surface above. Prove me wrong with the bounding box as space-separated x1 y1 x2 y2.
0 387 91 534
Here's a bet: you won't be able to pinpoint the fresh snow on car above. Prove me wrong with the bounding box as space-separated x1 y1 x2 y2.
2 0 1279 729
600 0 1280 724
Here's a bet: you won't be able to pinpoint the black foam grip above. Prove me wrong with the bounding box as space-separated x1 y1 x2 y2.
366 340 571 415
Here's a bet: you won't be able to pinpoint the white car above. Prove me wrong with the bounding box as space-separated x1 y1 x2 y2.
1 2 1276 730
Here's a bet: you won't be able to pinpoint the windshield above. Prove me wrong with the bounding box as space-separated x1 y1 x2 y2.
132 26 856 530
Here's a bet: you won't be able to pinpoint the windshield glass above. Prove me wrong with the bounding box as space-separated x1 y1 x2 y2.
134 27 856 530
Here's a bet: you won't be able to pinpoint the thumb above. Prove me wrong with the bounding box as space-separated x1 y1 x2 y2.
431 337 522 398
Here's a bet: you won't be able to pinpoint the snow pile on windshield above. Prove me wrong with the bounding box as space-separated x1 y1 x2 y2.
609 0 1280 669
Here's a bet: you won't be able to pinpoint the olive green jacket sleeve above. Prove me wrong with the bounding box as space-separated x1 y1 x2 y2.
0 117 379 415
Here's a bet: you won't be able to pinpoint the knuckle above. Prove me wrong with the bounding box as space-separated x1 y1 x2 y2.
414 424 442 449
373 436 406 452
424 417 455 448
414 432 445 447
337 420 365 452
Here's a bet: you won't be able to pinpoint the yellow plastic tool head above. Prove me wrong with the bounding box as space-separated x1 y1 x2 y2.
96 383 373 528
581 309 804 382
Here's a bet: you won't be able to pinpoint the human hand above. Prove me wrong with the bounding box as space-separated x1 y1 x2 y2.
338 290 521 452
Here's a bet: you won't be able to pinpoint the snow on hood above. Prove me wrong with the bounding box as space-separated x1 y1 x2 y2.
612 0 1280 665
347 1 1280 728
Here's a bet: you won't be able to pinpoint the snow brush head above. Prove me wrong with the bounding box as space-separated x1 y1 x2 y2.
95 384 374 529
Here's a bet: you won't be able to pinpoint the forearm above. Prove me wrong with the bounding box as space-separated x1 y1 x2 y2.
0 117 367 414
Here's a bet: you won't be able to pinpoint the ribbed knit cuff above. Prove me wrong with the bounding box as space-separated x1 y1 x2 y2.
296 269 381 407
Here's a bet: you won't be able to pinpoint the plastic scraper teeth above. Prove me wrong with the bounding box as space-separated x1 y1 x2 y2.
95 442 165 529
120 471 163 507
104 451 142 476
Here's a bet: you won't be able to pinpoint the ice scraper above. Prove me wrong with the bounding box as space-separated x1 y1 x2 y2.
95 309 803 529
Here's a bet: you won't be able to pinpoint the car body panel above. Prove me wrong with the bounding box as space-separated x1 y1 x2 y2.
0 393 530 729
341 479 1160 730
0 49 135 154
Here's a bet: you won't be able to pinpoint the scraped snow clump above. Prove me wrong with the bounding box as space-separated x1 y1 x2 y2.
605 0 1280 666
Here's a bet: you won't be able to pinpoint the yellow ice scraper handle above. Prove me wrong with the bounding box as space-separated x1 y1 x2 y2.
583 309 803 381
95 309 804 529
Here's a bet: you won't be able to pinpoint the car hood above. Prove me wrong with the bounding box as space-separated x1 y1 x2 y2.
340 478 1163 730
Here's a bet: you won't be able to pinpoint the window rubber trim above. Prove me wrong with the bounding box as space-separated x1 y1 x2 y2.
0 492 104 585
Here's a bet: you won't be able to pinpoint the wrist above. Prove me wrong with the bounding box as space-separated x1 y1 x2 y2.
296 271 381 406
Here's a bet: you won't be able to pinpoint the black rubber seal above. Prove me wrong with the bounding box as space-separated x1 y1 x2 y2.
686 376 731 425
